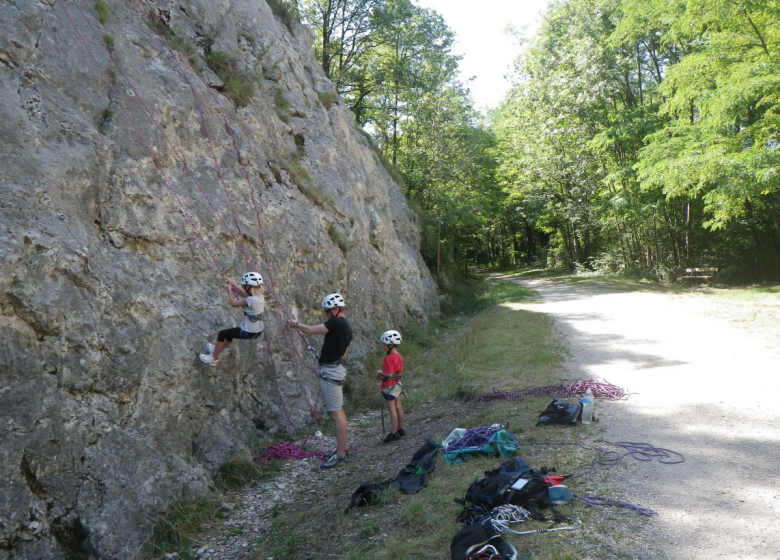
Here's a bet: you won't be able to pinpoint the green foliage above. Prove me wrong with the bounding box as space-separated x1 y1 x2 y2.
206 51 255 107
267 0 300 31
327 224 358 254
317 91 337 108
495 0 780 281
214 452 282 489
142 498 223 558
95 0 109 25
102 33 114 52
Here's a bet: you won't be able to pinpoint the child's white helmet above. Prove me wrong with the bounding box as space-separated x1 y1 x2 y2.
241 272 263 286
380 330 402 345
321 293 345 309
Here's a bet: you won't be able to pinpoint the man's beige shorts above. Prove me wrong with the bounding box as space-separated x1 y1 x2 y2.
319 363 347 412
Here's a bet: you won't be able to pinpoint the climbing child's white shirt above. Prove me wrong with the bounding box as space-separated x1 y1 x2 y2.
240 295 265 333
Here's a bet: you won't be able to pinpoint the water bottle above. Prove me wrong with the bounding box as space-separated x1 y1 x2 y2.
580 389 594 425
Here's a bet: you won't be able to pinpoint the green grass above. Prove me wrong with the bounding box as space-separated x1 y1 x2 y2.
206 51 255 107
95 0 109 25
102 33 114 51
328 224 358 254
141 498 223 558
266 0 299 31
214 452 283 489
318 91 337 108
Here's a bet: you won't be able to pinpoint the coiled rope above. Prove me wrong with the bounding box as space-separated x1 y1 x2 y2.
525 440 685 516
482 379 629 401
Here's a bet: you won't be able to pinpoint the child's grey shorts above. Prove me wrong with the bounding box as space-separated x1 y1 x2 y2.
319 363 347 412
381 382 403 401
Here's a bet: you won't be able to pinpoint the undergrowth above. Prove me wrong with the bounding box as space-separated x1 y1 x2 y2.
206 50 255 107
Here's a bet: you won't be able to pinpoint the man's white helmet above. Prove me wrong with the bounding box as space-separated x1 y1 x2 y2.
380 330 402 346
241 272 263 287
321 293 345 309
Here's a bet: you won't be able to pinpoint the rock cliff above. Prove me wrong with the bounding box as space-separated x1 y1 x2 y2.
0 1 438 557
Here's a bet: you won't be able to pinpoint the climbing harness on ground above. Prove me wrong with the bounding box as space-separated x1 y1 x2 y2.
57 0 321 439
482 379 629 401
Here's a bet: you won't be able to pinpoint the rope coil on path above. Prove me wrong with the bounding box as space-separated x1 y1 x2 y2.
525 440 685 516
482 379 630 401
59 0 321 439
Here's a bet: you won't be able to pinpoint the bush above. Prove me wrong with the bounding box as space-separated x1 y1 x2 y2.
95 0 109 25
266 0 299 31
206 51 255 107
318 92 337 109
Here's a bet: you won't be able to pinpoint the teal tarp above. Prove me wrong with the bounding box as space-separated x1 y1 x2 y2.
443 429 518 465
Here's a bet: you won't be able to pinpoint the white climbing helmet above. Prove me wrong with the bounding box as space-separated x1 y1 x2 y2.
241 271 263 287
321 293 345 309
380 330 402 346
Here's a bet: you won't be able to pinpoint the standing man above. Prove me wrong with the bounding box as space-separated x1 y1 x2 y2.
289 293 352 468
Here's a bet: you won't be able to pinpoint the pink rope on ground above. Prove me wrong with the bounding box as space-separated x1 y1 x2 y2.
253 443 357 466
481 379 630 401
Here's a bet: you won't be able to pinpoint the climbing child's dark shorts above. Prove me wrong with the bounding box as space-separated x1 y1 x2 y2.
217 327 262 342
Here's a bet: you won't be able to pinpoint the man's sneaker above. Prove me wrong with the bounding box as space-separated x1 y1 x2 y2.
320 453 347 469
397 428 406 437
383 432 401 444
322 450 349 462
205 343 215 354
199 353 218 366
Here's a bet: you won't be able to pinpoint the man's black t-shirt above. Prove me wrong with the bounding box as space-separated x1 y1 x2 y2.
319 316 353 364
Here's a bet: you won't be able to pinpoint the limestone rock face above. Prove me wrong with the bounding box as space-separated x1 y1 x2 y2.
0 1 438 557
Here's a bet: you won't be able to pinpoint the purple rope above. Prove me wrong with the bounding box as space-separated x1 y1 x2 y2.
525 440 684 516
482 379 629 401
253 442 357 466
444 426 510 453
573 492 658 516
253 442 326 466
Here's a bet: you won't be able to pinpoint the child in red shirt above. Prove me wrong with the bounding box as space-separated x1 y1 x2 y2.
377 330 405 443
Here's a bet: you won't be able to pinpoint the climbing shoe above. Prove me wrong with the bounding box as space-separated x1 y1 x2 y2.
320 453 347 469
383 432 401 444
205 343 215 354
397 428 406 437
199 353 218 366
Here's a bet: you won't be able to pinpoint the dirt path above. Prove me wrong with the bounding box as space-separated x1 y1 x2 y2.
507 276 780 560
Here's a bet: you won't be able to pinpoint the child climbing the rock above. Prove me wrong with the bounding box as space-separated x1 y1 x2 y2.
199 272 265 366
377 330 405 443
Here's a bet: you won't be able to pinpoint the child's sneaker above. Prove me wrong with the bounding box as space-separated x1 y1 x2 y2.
397 428 406 437
320 453 347 469
199 353 218 366
205 343 215 354
383 432 401 444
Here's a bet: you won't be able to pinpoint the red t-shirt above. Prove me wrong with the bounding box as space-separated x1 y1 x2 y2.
381 352 403 389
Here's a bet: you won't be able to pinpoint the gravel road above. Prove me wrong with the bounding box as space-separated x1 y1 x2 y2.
510 277 780 560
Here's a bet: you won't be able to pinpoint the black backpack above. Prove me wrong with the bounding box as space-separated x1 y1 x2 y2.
451 521 522 560
462 457 550 520
537 399 582 425
344 480 392 513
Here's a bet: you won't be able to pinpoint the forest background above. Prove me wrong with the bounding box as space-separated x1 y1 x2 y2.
282 0 780 285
